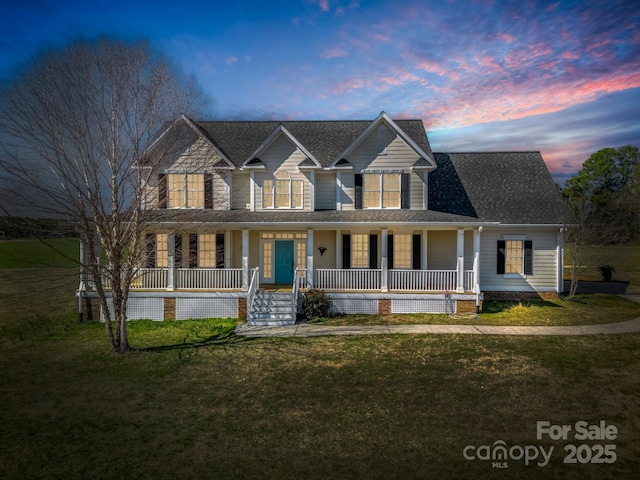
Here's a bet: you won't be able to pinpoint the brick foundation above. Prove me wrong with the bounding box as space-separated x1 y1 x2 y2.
456 300 481 314
238 297 247 319
483 291 559 301
378 299 391 314
164 298 176 320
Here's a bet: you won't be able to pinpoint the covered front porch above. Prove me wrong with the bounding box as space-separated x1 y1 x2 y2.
84 226 483 295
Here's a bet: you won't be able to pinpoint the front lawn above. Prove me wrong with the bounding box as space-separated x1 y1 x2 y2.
309 294 640 326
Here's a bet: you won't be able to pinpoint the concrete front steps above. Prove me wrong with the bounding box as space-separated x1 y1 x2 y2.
247 291 296 326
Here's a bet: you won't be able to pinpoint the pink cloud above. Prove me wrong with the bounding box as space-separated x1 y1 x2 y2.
561 51 580 60
225 55 238 65
323 47 348 59
318 0 329 12
415 60 448 76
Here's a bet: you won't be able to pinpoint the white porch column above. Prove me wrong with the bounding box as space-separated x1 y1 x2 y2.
456 228 465 292
241 229 249 290
381 228 388 292
335 229 342 269
249 172 256 211
79 239 88 291
422 229 428 270
306 229 314 289
167 232 175 291
557 228 564 293
336 172 342 211
473 227 482 293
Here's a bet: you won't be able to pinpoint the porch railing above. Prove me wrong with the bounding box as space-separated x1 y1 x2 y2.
175 268 242 290
246 267 260 315
388 269 457 292
315 269 382 290
464 270 475 292
295 268 308 290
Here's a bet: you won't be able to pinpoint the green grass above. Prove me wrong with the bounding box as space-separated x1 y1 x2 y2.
311 294 640 327
1 319 639 479
2 239 640 478
0 237 79 269
564 243 640 285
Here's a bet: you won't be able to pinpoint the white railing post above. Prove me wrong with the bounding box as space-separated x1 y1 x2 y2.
456 229 465 293
381 229 388 292
307 229 314 290
473 227 481 293
167 232 175 291
242 229 249 291
292 267 299 318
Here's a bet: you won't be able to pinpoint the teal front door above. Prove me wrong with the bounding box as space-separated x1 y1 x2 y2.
274 240 294 284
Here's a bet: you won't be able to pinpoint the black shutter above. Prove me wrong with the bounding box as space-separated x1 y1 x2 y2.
158 174 167 209
497 240 506 274
388 234 394 270
216 233 225 269
401 173 410 209
146 233 156 268
369 234 378 269
412 234 421 270
189 234 198 268
175 234 183 268
524 240 533 275
204 174 213 209
342 234 351 269
354 174 363 210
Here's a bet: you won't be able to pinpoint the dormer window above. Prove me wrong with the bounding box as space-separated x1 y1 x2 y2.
158 173 213 209
363 172 400 209
263 170 303 209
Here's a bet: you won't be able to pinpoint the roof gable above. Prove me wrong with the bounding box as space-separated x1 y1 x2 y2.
241 124 322 169
329 112 436 170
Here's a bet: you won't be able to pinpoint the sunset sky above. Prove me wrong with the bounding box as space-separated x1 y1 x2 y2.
1 0 638 183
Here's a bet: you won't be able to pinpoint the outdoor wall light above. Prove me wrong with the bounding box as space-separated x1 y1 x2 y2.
318 246 327 256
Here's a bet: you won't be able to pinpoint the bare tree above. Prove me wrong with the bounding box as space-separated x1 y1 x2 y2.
0 38 205 353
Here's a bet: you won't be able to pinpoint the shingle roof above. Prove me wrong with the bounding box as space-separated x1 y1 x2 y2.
190 119 434 168
431 152 572 224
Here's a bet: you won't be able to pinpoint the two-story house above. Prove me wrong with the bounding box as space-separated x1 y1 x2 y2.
80 112 571 325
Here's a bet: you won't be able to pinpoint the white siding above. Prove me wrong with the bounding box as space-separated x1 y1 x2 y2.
255 134 312 211
479 228 559 291
231 173 250 210
347 125 420 172
410 171 425 210
316 173 336 210
340 173 355 210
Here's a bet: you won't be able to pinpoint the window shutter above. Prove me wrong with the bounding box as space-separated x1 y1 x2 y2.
388 234 394 270
354 174 363 210
175 234 183 268
146 233 156 268
401 173 410 209
369 234 378 269
524 240 533 275
204 174 213 209
216 233 225 269
497 240 506 274
189 234 198 268
342 234 351 269
412 234 421 270
158 174 167 209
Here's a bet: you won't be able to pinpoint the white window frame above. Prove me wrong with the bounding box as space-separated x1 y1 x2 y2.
167 173 204 209
262 171 304 209
502 235 528 278
363 172 401 209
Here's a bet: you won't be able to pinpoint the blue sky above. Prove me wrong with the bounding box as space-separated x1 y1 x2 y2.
1 0 639 183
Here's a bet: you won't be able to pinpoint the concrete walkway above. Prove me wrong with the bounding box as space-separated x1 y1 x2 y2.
235 317 640 337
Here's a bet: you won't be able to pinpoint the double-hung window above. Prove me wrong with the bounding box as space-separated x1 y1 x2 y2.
263 171 303 209
164 173 210 208
497 237 533 276
363 172 401 209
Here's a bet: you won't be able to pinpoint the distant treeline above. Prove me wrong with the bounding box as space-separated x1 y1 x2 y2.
0 217 77 239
